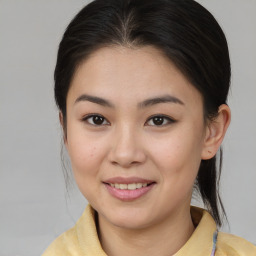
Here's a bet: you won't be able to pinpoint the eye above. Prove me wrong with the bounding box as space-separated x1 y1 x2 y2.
146 115 175 126
82 114 109 126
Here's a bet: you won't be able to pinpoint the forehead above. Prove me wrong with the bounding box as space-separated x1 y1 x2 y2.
67 46 203 107
74 46 182 85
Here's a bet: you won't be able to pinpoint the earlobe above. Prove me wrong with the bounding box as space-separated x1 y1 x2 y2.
201 104 231 160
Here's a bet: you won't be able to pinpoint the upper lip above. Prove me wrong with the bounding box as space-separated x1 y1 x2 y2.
103 176 155 184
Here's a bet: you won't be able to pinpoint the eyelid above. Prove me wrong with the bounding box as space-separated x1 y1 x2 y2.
81 113 175 127
145 114 176 126
81 113 110 126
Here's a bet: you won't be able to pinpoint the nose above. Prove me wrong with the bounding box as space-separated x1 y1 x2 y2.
108 125 146 168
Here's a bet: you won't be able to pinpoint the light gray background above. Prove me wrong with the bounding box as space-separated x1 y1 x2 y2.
0 0 255 255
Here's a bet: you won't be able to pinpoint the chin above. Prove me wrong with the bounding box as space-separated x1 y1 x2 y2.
111 217 151 230
100 206 156 230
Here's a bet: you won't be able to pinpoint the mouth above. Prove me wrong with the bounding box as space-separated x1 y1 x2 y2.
107 182 154 190
103 178 156 201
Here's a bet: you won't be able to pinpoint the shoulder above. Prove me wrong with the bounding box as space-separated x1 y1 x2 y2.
216 232 256 256
42 205 106 256
42 226 82 256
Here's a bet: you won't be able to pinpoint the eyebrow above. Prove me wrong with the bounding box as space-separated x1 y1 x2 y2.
74 94 114 107
138 95 184 108
74 94 184 108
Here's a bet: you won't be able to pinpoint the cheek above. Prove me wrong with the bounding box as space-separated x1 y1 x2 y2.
66 135 107 200
68 140 96 169
149 126 204 182
66 127 107 184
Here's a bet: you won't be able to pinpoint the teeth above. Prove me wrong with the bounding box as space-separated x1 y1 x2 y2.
136 183 142 188
120 184 127 189
110 183 149 190
128 183 136 190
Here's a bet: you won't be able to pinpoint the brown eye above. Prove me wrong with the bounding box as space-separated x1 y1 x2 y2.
83 114 109 126
146 115 175 126
92 116 104 125
152 116 164 125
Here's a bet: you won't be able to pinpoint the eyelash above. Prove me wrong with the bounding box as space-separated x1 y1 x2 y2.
82 114 110 126
81 114 176 127
145 115 176 126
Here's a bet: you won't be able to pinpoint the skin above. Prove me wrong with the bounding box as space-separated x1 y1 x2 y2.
63 46 230 256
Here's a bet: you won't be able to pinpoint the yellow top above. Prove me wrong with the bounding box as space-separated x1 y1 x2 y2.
42 205 256 256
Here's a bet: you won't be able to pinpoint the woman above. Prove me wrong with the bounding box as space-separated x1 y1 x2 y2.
43 0 256 255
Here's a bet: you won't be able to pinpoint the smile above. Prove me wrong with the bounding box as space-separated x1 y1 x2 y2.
103 178 156 201
109 183 149 190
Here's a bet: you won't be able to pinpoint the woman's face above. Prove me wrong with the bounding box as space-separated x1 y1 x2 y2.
65 46 208 229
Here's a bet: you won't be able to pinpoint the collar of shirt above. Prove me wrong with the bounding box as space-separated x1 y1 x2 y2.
77 205 216 256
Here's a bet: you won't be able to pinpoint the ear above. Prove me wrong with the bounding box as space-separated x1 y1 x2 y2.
59 112 68 145
201 104 231 160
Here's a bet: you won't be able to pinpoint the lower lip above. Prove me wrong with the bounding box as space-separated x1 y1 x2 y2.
104 183 155 201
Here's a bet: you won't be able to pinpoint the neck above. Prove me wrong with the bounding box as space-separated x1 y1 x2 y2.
98 205 195 256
